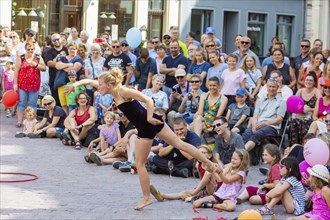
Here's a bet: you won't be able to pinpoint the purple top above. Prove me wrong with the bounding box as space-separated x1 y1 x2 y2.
318 97 330 118
100 123 119 146
304 190 330 220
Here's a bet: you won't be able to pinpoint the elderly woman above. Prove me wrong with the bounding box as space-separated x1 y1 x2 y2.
28 95 67 138
14 41 46 127
141 74 168 111
289 72 322 145
62 91 97 149
191 76 228 137
262 48 296 89
55 42 84 113
85 43 105 103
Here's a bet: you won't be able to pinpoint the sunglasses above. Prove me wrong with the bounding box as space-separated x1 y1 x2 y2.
112 45 120 48
190 80 200 83
325 119 330 124
206 44 215 48
104 48 111 51
52 38 60 43
324 86 330 90
300 45 310 48
163 36 171 40
176 76 184 79
212 123 224 129
44 102 52 106
241 41 250 45
121 44 128 47
9 36 17 39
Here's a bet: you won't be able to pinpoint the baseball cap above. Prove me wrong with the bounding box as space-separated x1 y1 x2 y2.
5 58 14 64
25 28 36 36
236 88 246 96
104 26 111 31
163 32 172 38
68 70 77 76
205 27 215 34
175 69 186 77
121 40 129 45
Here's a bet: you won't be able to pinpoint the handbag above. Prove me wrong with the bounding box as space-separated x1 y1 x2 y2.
53 70 68 90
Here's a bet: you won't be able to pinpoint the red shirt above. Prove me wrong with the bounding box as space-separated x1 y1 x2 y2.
18 54 40 91
74 106 90 125
268 163 281 183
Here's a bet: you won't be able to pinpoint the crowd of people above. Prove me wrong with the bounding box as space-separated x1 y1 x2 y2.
1 24 330 217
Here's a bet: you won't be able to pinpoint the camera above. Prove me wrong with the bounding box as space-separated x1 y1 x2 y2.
190 105 198 114
187 93 193 100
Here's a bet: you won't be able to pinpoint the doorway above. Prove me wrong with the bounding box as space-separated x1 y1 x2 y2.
60 0 82 31
223 11 239 53
190 9 212 42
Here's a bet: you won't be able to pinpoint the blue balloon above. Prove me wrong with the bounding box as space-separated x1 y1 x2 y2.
126 28 142 48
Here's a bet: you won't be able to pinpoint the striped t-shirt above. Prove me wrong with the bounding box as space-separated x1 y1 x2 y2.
280 176 305 215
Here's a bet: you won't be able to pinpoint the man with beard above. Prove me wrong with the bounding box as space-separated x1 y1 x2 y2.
45 33 68 106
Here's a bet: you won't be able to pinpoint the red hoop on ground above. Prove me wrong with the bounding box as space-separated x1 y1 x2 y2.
0 172 38 183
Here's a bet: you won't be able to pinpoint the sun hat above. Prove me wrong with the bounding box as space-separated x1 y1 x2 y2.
175 69 186 77
163 32 172 38
307 164 329 183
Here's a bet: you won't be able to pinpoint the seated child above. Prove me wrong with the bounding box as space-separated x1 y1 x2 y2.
15 106 38 138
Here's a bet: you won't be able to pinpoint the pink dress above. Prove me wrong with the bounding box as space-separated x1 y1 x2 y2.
213 170 245 203
304 190 330 220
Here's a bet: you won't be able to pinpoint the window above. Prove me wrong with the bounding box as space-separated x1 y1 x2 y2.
276 15 293 56
190 9 212 42
247 13 266 56
148 0 164 39
98 0 135 39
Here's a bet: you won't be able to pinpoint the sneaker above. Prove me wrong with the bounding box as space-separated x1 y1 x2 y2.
119 163 132 172
84 153 93 163
179 168 190 178
62 132 71 141
89 152 102 166
113 161 125 169
259 167 269 175
55 132 63 139
15 132 26 138
27 133 41 138
6 109 12 118
259 178 267 185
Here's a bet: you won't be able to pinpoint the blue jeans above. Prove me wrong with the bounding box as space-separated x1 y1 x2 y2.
242 125 278 144
17 89 39 111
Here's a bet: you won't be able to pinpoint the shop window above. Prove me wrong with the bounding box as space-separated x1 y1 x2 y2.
98 0 135 39
247 13 266 56
276 15 293 56
148 0 164 39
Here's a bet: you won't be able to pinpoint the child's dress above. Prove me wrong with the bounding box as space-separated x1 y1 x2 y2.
100 123 119 146
2 70 14 91
280 176 305 215
304 189 330 220
213 170 245 203
23 119 38 133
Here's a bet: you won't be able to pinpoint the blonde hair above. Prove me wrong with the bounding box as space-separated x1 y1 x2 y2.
241 54 258 72
104 111 115 119
98 68 123 88
192 48 207 64
24 106 36 119
42 95 56 108
224 149 249 176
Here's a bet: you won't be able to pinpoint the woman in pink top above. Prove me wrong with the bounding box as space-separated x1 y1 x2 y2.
220 53 246 106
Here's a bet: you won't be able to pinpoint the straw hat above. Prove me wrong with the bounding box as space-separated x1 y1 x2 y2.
307 164 330 183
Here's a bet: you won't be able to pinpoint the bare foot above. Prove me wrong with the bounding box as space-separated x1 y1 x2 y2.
134 198 153 210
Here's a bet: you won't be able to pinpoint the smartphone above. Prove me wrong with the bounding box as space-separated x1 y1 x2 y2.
94 38 103 43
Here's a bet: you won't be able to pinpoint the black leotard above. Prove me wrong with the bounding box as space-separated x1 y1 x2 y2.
117 99 164 139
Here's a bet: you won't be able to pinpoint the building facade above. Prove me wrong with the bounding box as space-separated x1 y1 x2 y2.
0 0 328 56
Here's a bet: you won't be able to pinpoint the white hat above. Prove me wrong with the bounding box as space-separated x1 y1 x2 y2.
307 164 330 183
104 26 111 31
175 69 186 77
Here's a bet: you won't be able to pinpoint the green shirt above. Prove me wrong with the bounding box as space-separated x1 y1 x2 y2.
66 82 85 105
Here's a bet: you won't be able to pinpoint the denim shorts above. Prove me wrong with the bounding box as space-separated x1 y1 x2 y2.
17 89 39 111
55 127 64 133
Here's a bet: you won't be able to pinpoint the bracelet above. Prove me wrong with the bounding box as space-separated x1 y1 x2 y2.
35 63 39 68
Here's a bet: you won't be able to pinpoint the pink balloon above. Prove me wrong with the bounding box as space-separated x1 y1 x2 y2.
304 138 330 166
286 95 304 113
299 160 311 187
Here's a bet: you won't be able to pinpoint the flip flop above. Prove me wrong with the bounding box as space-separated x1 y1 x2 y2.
89 152 102 165
150 185 164 202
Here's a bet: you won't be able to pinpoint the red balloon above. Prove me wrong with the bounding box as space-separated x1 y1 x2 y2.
2 90 19 107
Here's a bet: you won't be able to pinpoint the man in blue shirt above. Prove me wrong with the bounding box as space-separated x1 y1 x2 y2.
152 117 201 178
233 36 261 69
135 48 157 90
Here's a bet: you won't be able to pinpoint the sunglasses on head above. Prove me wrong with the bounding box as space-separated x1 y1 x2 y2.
241 41 250 45
44 102 52 106
52 38 60 43
268 77 279 83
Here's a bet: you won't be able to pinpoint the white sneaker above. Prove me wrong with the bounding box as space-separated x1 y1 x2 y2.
6 109 11 118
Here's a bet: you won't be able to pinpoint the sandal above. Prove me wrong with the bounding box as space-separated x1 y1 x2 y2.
200 201 216 208
150 185 164 202
75 140 81 150
89 152 102 165
258 204 274 215
62 139 75 146
16 122 22 128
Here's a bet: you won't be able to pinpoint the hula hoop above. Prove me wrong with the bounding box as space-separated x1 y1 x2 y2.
0 172 38 183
